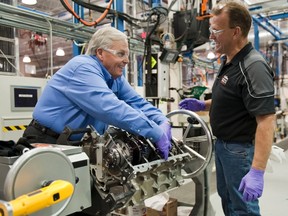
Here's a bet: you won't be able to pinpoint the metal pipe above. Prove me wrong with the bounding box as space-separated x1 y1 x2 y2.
249 5 288 15
44 17 53 77
0 3 94 42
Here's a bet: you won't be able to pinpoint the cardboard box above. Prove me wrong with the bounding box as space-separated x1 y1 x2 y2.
111 204 146 216
146 198 177 216
128 204 146 216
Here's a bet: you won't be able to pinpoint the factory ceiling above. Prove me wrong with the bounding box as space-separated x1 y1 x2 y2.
1 0 287 77
15 0 287 46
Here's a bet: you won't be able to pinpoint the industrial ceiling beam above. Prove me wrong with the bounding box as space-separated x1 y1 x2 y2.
249 4 288 15
252 15 288 47
0 3 95 42
253 14 282 37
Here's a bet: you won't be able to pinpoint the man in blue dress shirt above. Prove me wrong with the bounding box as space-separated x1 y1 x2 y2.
23 26 171 160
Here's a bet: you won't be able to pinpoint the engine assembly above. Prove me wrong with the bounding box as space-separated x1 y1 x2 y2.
0 110 213 216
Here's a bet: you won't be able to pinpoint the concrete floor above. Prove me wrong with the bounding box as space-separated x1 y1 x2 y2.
167 147 288 216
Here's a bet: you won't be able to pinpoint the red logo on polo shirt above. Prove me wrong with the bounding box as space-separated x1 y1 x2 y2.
221 75 228 85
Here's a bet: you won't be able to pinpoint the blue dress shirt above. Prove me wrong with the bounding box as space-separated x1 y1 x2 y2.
33 55 168 141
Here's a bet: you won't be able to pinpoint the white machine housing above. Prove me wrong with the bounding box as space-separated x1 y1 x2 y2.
0 75 47 141
0 145 91 216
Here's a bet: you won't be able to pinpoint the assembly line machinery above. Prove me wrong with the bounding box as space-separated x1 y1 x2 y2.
0 110 214 216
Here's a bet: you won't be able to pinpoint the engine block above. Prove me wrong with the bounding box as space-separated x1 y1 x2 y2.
82 110 213 215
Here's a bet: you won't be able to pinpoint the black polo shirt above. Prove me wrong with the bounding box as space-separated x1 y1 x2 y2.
210 43 275 142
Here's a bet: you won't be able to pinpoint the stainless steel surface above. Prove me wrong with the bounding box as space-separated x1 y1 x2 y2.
0 156 18 165
166 109 214 178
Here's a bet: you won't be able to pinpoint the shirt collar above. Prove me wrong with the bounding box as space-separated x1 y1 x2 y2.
229 42 253 65
90 55 114 83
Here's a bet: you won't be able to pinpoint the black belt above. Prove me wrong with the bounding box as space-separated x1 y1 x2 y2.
29 119 60 139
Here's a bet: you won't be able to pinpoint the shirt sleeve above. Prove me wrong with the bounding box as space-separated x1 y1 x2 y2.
117 76 169 124
64 62 164 142
242 59 275 116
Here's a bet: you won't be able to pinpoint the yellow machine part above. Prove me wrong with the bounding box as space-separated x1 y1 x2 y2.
0 180 74 216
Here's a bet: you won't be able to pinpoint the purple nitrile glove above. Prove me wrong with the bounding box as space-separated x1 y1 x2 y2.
159 121 172 141
179 98 205 112
238 167 264 202
155 132 170 160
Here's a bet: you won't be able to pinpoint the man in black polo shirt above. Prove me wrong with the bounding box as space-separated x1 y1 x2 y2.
179 1 275 215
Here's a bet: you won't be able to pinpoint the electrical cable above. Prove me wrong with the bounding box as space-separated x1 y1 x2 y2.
60 0 113 27
137 6 168 75
80 45 86 54
73 40 86 47
68 0 146 28
175 0 211 54
73 0 142 22
160 32 175 47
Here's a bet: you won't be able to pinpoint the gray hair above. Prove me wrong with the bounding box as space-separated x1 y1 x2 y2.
85 26 128 55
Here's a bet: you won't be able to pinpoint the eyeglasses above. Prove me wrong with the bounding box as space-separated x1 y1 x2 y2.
103 48 129 59
209 27 225 35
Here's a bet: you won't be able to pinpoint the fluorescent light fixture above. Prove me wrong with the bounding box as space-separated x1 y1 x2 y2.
56 47 65 56
21 0 37 5
244 0 273 5
23 55 31 63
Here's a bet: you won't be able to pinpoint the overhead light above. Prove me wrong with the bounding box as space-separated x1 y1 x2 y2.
21 0 37 5
23 55 31 63
243 0 273 6
56 47 65 56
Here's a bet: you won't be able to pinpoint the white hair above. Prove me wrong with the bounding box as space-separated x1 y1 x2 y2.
85 26 128 55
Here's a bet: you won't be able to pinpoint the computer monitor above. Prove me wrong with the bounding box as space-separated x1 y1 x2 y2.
10 85 41 111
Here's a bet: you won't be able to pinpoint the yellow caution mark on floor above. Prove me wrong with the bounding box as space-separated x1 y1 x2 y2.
2 125 27 132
